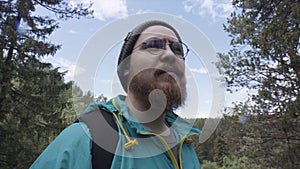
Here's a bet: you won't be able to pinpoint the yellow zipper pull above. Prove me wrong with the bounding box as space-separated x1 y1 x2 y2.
111 98 138 150
124 139 138 150
185 138 193 145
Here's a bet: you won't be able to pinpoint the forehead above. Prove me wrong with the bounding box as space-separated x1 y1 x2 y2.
137 25 179 43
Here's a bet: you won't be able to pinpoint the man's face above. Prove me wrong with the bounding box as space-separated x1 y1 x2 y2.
126 25 187 112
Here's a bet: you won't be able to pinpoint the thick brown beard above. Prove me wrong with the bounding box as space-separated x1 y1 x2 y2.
129 69 187 112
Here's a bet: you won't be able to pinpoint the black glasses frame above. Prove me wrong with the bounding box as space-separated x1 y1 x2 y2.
132 37 190 60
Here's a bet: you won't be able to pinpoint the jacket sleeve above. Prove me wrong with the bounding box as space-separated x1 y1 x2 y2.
29 123 92 169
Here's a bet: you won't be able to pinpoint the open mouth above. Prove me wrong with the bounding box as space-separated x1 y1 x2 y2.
154 69 178 79
155 69 166 76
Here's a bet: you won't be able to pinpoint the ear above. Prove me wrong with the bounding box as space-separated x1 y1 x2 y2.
117 66 130 93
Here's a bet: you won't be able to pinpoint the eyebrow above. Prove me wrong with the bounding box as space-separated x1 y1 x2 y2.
143 36 180 43
140 32 179 41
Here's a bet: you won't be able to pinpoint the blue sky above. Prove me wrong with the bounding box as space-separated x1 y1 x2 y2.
40 0 243 118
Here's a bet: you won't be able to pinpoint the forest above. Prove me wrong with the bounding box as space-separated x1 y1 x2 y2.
1 0 299 168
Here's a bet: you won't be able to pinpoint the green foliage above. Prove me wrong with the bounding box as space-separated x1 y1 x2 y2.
217 0 300 114
0 0 92 168
220 156 252 169
95 93 108 103
193 115 300 168
0 59 72 168
213 0 300 168
213 134 228 166
201 160 218 169
71 84 96 117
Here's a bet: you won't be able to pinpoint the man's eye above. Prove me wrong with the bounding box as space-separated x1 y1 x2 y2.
171 42 183 55
145 39 164 49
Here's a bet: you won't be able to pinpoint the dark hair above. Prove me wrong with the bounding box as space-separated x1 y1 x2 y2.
117 20 182 92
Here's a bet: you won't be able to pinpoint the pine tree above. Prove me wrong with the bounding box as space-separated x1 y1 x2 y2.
213 134 229 166
216 0 300 168
0 0 92 168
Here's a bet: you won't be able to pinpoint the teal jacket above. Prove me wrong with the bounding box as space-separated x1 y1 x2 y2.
30 95 201 169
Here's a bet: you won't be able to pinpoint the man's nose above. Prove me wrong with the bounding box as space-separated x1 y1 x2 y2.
159 44 176 63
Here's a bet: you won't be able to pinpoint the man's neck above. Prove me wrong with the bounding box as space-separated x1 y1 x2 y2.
125 92 169 134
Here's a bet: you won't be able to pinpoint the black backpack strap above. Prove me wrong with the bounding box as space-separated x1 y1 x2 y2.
77 108 119 169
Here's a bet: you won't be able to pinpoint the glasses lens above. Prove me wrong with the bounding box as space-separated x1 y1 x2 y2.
170 42 184 56
145 38 164 49
142 38 189 59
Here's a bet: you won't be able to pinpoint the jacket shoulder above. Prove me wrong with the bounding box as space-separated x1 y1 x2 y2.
30 123 92 169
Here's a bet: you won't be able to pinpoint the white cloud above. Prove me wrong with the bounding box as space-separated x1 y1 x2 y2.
201 0 214 16
184 4 193 12
135 9 152 15
189 67 208 74
70 0 128 21
69 29 78 34
94 0 128 20
41 57 84 82
182 0 233 20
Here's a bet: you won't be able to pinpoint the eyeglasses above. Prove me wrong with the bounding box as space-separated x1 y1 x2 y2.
133 37 190 60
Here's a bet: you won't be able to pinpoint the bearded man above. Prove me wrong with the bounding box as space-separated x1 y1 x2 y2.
30 20 201 169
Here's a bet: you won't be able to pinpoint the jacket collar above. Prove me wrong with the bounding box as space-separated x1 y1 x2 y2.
91 95 201 137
